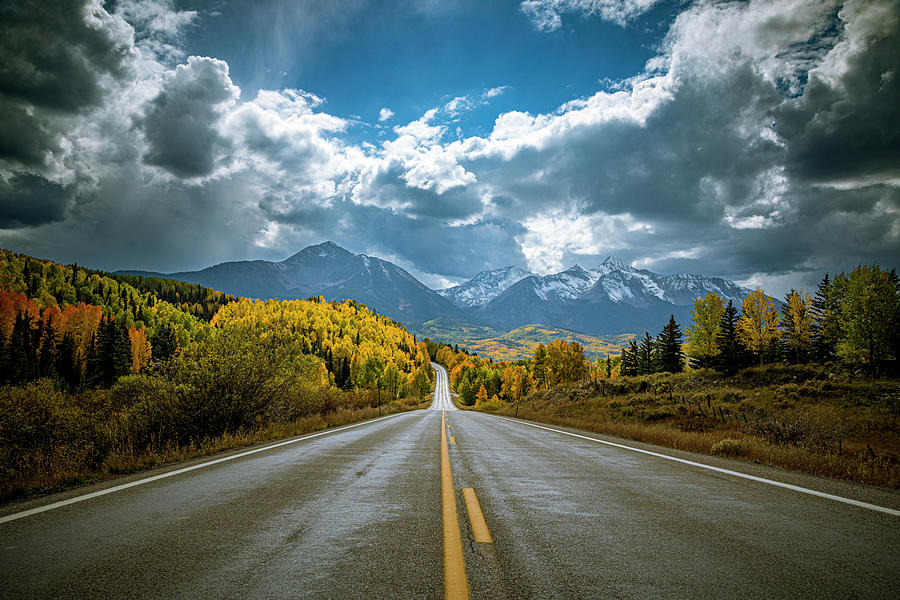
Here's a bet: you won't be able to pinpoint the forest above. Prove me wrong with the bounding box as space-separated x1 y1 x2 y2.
2 248 898 497
440 263 900 487
0 250 433 501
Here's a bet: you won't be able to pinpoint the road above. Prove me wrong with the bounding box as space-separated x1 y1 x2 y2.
1 363 897 599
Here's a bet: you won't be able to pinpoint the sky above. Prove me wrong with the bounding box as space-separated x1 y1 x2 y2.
0 0 898 297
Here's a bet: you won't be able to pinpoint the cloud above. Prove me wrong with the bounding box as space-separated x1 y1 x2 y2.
520 0 664 31
378 107 394 122
0 174 71 228
139 56 240 178
0 0 897 304
0 0 134 168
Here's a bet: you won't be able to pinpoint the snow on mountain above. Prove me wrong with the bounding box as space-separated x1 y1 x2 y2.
445 256 749 313
438 266 534 308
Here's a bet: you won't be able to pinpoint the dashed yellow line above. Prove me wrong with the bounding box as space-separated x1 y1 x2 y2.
441 410 470 600
463 488 493 543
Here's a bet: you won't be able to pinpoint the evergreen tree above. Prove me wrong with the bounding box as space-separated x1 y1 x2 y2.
38 310 58 378
657 315 685 373
621 340 639 376
56 331 80 391
811 274 841 363
637 331 655 375
150 324 177 361
715 300 745 374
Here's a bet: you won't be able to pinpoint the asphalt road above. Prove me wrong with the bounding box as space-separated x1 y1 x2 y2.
1 364 898 599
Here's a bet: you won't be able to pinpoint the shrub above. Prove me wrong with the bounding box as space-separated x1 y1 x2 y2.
711 438 746 457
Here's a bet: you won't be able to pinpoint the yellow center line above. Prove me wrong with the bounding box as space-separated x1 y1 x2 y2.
441 410 470 600
462 488 493 543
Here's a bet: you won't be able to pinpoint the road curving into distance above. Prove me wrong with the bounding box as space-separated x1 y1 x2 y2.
1 363 897 598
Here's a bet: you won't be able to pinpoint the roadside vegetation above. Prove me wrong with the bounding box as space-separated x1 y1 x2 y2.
440 263 900 488
0 250 433 503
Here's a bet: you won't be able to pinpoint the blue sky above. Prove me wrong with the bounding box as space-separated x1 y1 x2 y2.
0 0 898 297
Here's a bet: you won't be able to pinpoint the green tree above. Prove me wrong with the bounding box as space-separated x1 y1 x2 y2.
836 264 900 375
738 288 780 365
656 315 684 373
811 274 841 363
621 340 638 376
637 331 655 375
715 300 745 374
684 292 725 369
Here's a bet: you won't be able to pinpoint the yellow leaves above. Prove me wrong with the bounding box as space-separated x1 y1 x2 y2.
739 287 780 356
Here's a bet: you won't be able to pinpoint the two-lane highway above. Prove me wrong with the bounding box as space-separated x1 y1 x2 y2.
2 363 898 598
431 362 457 411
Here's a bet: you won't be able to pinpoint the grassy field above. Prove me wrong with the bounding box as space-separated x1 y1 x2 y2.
468 363 900 488
417 317 633 361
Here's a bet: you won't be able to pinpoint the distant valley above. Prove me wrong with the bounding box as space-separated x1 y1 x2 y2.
119 241 752 358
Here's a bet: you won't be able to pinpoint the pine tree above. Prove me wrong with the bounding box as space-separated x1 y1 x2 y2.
38 310 58 378
657 315 685 373
57 331 80 391
621 340 639 376
811 274 840 363
150 324 177 361
716 300 745 374
637 331 655 375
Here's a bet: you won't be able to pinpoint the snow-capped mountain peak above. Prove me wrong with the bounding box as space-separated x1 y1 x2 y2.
437 266 534 308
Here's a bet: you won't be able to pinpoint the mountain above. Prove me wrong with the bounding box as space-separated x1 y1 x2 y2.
117 241 465 325
473 256 752 335
120 244 756 343
437 266 534 308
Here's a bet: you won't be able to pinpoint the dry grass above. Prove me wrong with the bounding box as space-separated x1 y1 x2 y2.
1 396 426 504
467 364 900 488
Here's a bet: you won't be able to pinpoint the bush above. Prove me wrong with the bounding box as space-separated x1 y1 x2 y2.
711 438 746 457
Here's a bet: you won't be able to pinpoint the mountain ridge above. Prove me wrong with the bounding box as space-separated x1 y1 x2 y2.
117 242 754 338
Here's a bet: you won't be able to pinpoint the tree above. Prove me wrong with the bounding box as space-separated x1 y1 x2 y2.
684 292 725 369
716 300 745 374
532 343 548 389
637 331 655 375
621 340 639 376
811 274 841 363
475 384 488 407
738 288 780 365
657 315 684 373
501 365 527 416
545 339 587 385
836 264 900 375
129 326 152 373
150 323 178 361
782 289 813 363
383 362 402 400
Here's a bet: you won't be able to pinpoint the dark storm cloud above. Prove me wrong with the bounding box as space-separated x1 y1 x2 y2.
777 2 900 184
0 174 70 228
140 56 238 178
0 0 132 167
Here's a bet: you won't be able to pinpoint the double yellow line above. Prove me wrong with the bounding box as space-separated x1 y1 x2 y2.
441 410 492 600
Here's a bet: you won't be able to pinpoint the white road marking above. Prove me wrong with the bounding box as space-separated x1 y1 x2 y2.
0 412 407 526
493 416 900 517
429 362 457 411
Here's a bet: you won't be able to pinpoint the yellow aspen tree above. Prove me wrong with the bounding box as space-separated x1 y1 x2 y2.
782 289 813 363
738 287 780 365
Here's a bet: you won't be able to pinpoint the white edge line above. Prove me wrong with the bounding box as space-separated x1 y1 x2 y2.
0 412 408 526
493 415 900 517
